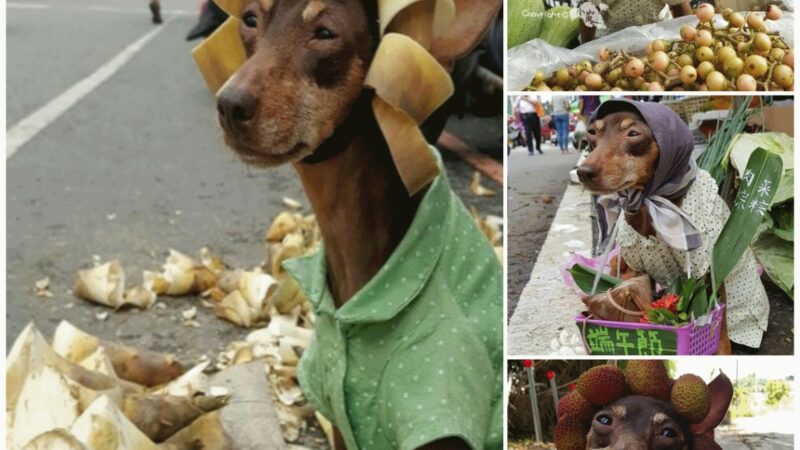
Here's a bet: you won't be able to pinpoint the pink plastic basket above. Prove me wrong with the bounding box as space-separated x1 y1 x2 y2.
575 304 725 356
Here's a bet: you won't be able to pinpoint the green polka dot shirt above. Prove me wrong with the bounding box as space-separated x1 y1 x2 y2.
283 150 503 450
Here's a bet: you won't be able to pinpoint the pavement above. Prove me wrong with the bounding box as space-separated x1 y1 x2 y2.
508 180 589 356
507 143 580 318
5 0 501 368
716 410 795 449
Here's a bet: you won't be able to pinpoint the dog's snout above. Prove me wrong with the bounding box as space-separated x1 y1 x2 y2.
217 88 257 127
577 165 598 182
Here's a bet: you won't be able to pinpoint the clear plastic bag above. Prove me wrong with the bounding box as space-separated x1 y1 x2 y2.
508 12 794 90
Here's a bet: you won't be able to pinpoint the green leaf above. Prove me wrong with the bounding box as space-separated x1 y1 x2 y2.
569 263 622 294
698 97 754 188
648 308 679 326
770 201 794 242
694 283 711 316
724 132 793 204
676 277 697 313
752 231 794 300
667 277 683 295
713 148 783 295
772 169 794 205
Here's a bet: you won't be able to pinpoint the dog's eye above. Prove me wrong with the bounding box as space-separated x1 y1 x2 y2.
588 129 597 135
661 427 678 438
314 26 337 40
627 130 641 137
243 11 258 28
596 414 612 426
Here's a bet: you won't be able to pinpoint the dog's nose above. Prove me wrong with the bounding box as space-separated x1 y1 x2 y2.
217 88 257 126
576 165 598 182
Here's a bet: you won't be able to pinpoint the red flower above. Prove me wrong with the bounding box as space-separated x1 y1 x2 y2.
650 293 679 312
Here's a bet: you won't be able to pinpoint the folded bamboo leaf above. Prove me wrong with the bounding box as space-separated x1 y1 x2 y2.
70 396 161 450
214 0 243 17
52 321 183 387
266 212 299 243
192 17 246 94
22 429 89 450
7 323 140 414
200 247 228 274
377 0 456 38
121 391 228 442
569 263 622 294
10 366 81 448
73 260 126 308
712 148 783 294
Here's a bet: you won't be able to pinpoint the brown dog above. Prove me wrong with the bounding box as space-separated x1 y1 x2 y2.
586 372 733 450
214 1 501 449
577 107 733 355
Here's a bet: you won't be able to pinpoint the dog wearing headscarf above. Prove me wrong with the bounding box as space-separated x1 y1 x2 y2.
577 99 769 354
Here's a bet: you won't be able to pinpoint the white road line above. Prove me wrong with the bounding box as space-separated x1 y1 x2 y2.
6 19 172 159
6 3 48 8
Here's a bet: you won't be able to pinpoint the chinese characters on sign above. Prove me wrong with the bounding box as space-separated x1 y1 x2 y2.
733 169 773 217
585 325 677 355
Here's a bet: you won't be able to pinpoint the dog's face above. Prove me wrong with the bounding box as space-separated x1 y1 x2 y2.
216 0 373 166
586 396 691 450
577 110 660 194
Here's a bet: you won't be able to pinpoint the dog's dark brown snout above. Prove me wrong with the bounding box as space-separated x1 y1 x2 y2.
577 164 598 182
217 88 257 134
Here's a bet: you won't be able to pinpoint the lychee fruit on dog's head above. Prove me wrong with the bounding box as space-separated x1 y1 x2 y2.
555 364 733 450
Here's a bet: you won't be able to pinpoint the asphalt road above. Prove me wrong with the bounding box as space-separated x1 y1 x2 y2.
5 0 502 366
507 142 580 316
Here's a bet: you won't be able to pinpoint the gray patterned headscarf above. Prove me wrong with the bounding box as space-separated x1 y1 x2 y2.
590 99 702 251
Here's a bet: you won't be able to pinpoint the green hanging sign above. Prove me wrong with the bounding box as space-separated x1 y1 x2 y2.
583 324 678 356
711 148 783 307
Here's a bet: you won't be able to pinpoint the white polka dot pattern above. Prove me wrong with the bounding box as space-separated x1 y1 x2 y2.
284 148 503 450
616 169 769 348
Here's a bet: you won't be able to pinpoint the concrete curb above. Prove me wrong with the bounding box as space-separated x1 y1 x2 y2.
507 183 593 356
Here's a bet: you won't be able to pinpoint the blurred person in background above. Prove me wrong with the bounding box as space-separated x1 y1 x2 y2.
516 95 545 156
149 0 162 24
552 96 571 154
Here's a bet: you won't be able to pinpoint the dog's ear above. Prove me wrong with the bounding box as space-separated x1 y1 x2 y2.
690 372 733 437
429 0 501 64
